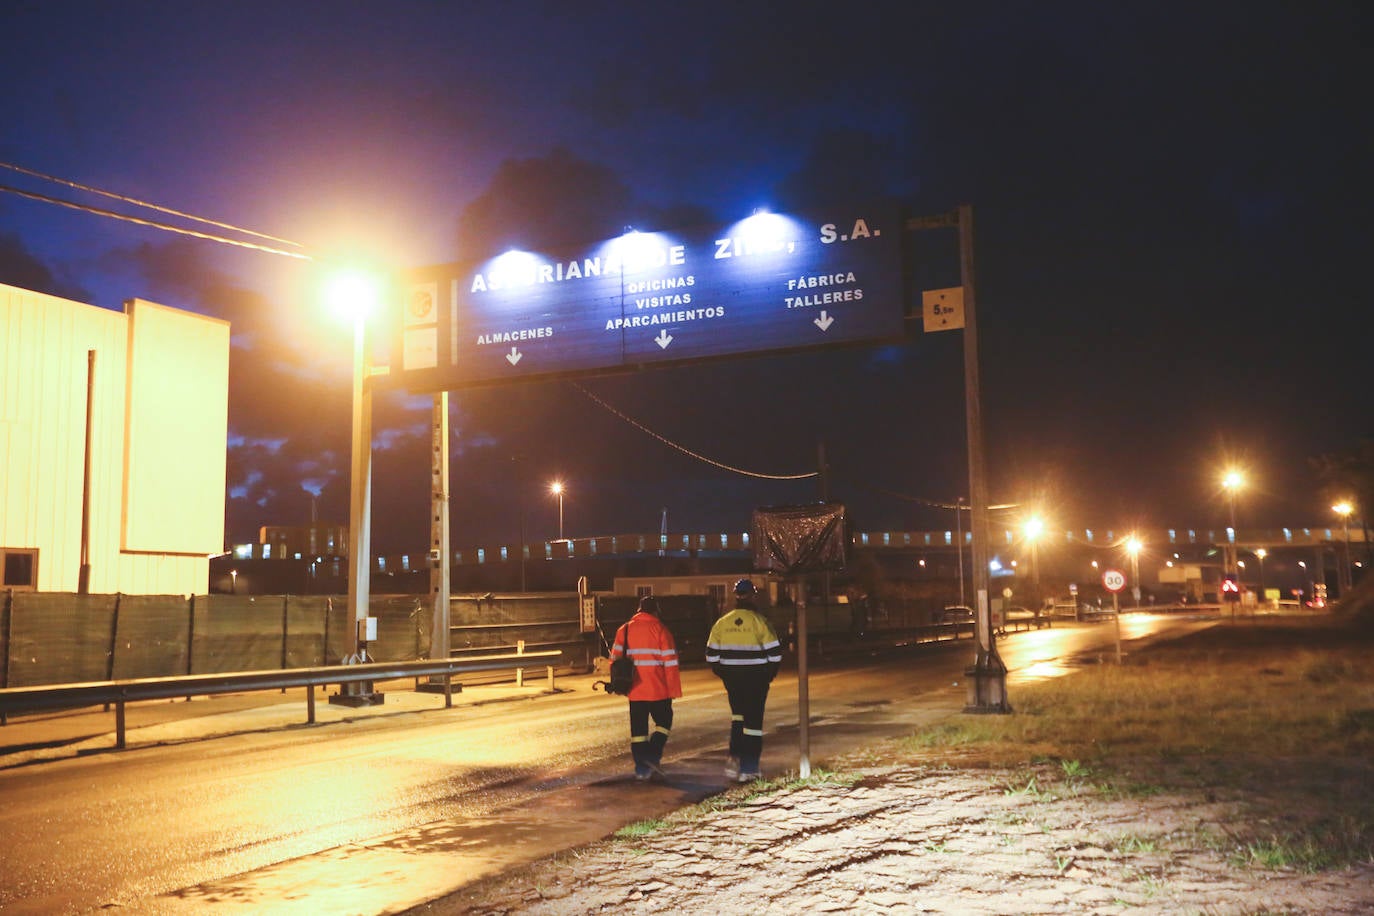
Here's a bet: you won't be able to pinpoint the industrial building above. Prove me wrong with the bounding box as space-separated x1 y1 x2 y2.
0 282 229 594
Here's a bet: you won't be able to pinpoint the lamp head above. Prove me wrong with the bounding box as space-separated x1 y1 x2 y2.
325 269 382 324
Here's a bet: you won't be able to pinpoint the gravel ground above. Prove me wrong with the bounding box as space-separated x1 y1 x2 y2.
431 760 1374 915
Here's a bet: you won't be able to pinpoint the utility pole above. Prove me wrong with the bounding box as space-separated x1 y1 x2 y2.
957 205 1008 713
908 205 1008 713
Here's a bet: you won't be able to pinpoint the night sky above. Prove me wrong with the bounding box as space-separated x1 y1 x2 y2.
2 2 1369 553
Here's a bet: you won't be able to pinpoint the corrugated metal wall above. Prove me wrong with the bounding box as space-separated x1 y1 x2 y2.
0 285 125 590
0 284 228 595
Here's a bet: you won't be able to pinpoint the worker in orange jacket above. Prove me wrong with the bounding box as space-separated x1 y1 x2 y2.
610 595 683 780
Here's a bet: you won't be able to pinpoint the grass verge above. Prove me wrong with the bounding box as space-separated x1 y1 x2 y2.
881 617 1374 871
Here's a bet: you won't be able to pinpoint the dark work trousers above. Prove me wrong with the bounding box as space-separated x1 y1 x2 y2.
629 698 674 772
723 670 772 771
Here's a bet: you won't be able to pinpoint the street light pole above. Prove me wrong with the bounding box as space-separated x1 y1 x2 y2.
551 481 565 540
1221 469 1244 592
1024 515 1044 609
328 271 384 707
955 497 966 608
1126 535 1142 609
1333 502 1354 594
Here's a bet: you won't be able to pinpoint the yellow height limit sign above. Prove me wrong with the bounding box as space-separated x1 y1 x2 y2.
922 287 965 332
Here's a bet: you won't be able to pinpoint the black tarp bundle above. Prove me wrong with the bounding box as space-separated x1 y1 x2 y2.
750 503 847 576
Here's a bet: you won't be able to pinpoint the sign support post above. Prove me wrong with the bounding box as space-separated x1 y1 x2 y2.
1103 568 1127 663
911 205 1008 714
956 205 1008 714
420 392 454 694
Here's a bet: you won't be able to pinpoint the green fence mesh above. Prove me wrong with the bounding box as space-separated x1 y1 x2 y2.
0 590 593 687
7 593 118 686
112 595 192 679
193 596 288 673
284 595 329 668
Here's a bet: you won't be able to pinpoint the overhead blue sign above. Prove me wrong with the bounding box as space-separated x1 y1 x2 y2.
396 202 906 390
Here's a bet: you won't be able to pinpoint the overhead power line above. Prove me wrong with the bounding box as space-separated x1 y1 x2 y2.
570 382 818 481
572 383 1028 510
0 181 311 261
868 486 1020 512
0 160 304 249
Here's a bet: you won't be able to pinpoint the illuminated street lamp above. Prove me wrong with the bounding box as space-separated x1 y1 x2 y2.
1254 548 1267 605
550 480 565 541
1125 535 1143 607
326 268 384 706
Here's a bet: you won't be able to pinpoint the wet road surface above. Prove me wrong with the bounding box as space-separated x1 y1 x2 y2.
0 614 1218 914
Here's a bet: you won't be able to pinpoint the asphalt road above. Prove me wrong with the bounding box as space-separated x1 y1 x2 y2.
0 614 1218 914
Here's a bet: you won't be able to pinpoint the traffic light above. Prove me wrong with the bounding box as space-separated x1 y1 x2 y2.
1221 574 1240 601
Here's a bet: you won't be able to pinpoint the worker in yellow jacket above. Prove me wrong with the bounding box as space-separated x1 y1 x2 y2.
705 578 782 782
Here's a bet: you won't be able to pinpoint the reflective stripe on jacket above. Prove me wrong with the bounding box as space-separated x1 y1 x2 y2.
706 606 782 679
610 612 683 701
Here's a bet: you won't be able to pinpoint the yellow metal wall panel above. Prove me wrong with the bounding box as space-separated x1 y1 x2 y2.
116 552 206 597
122 299 230 556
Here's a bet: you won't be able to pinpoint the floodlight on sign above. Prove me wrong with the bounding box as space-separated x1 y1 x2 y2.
474 250 548 295
601 229 684 275
720 210 808 260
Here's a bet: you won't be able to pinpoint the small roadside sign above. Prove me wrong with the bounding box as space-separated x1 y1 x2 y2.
1102 569 1127 592
922 286 965 332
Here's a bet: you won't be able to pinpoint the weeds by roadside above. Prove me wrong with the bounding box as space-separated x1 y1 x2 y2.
881 619 1374 872
611 768 859 843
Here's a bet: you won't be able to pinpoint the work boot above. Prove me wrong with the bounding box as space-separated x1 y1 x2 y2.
723 756 740 780
737 769 761 783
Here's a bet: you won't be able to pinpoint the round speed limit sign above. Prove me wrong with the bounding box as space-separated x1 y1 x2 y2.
1102 569 1127 592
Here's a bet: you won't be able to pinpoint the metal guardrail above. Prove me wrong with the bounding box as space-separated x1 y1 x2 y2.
0 651 561 750
999 612 1053 635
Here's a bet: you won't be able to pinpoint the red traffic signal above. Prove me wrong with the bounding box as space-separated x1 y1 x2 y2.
1221 574 1240 600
